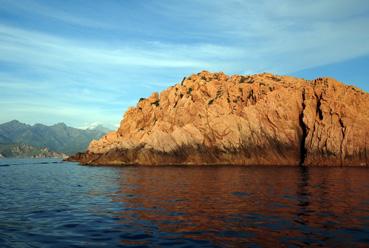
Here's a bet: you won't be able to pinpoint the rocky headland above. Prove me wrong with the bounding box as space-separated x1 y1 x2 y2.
0 143 67 159
67 71 369 166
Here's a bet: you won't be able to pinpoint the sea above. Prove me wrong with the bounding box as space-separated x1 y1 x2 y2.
0 158 368 247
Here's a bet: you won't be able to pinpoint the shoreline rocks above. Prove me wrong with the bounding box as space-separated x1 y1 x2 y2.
66 71 369 166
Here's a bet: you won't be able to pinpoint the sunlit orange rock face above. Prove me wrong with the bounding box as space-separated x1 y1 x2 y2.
68 71 369 166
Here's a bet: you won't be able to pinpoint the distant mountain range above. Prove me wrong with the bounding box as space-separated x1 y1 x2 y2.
0 143 67 158
0 120 111 156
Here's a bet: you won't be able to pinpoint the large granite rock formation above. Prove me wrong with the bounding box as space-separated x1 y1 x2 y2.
67 71 369 166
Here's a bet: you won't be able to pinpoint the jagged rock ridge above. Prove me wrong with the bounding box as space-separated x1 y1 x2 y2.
67 71 369 166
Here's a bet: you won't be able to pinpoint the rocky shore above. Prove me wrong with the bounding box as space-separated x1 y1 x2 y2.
66 71 369 166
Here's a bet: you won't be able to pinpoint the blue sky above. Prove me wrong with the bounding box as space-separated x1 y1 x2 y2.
0 0 369 129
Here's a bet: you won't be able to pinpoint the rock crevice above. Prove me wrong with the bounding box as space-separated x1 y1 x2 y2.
299 90 308 166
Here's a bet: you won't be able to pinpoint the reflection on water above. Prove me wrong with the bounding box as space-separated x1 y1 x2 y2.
111 166 369 247
0 159 368 247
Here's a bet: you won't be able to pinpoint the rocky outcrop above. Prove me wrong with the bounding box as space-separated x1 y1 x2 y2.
67 71 369 166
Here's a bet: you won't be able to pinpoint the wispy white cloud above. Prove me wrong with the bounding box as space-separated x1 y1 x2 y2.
2 1 368 75
148 0 369 72
0 24 222 69
0 99 124 127
0 0 113 29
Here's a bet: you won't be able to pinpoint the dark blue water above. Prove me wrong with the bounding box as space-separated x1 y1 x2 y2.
1 159 369 247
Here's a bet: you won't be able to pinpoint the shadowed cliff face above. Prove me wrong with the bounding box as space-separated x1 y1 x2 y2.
67 71 369 166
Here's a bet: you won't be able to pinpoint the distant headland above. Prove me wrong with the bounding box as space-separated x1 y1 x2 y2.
0 120 110 158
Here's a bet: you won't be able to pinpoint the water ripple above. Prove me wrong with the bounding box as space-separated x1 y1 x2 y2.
0 160 368 247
